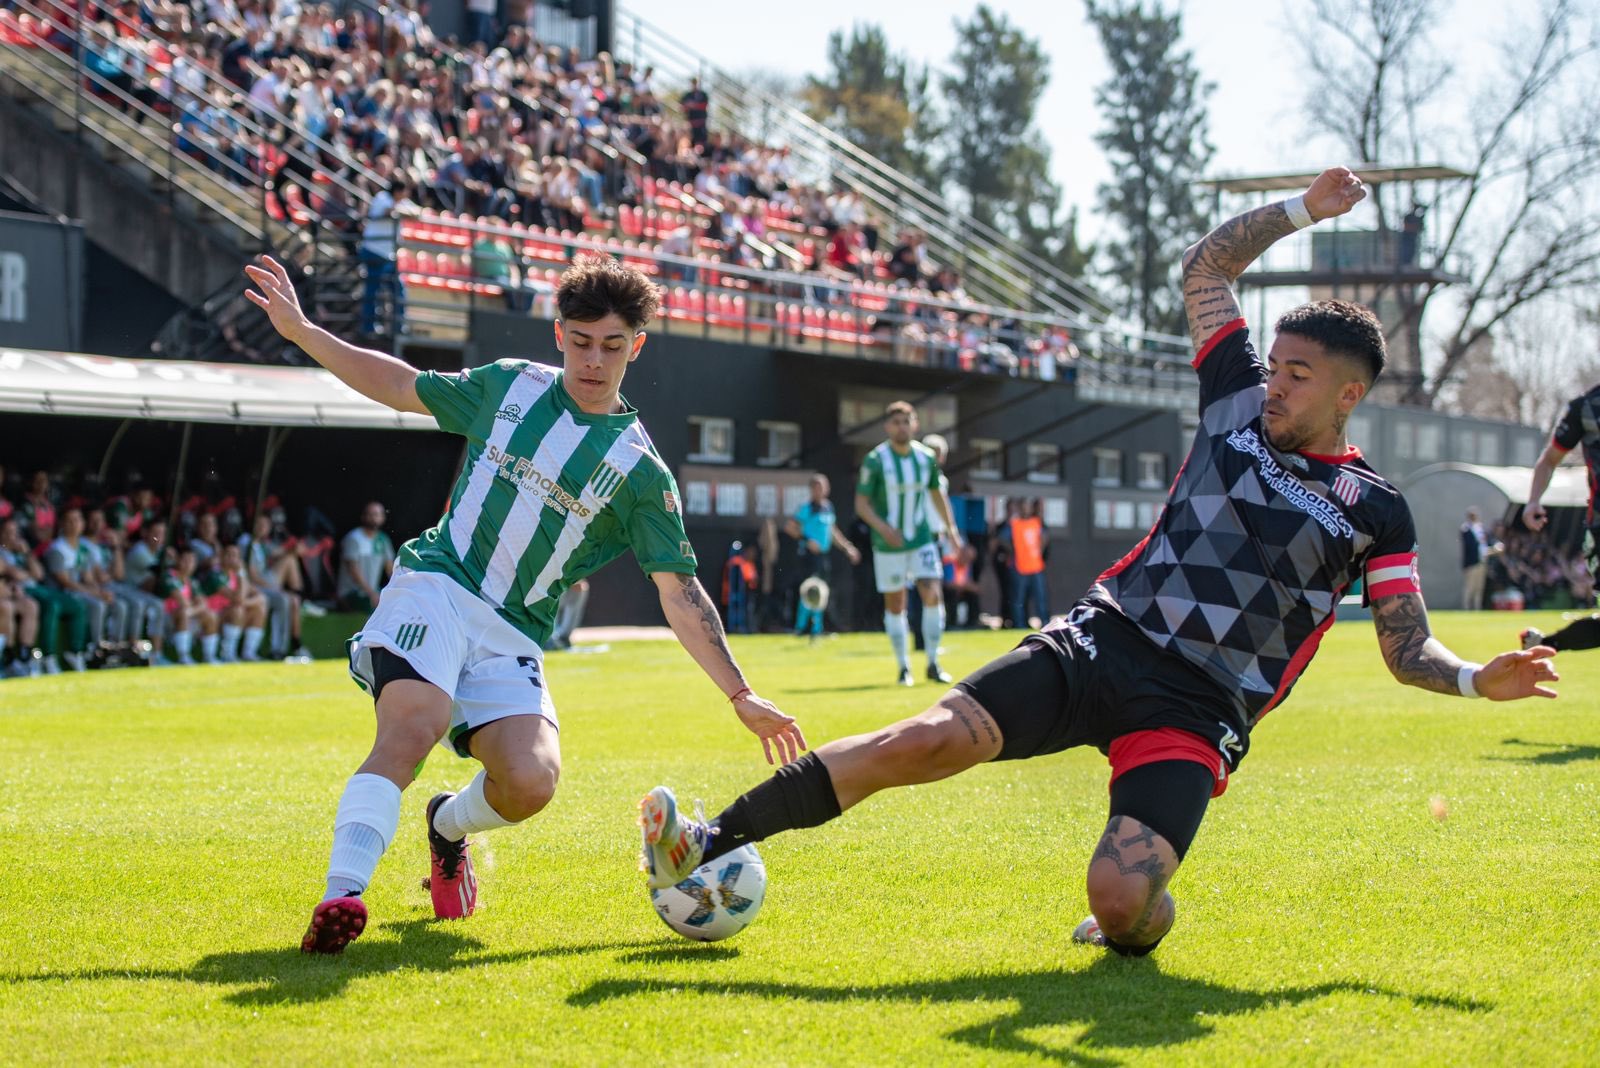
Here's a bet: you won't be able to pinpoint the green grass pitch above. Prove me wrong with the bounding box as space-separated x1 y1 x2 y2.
1 612 1597 1065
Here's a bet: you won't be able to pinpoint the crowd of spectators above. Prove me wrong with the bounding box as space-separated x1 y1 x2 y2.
1483 520 1595 610
2 0 1093 375
0 462 401 676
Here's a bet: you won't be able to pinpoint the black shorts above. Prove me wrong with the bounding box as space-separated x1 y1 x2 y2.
954 600 1248 781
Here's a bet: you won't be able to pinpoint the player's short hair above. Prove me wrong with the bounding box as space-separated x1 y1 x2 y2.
884 400 916 420
557 256 661 331
1275 300 1386 383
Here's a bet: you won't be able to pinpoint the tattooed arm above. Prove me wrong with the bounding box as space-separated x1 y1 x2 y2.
1180 166 1367 352
653 570 807 763
1372 591 1561 700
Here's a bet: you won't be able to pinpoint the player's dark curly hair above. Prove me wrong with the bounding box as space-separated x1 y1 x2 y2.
1275 299 1387 383
557 256 662 331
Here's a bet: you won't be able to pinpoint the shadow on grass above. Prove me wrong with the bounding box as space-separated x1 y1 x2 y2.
1490 738 1600 765
780 683 902 694
1 920 675 1008
567 956 1487 1066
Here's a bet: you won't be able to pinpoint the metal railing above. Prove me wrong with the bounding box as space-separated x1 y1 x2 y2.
615 6 1122 325
390 210 1194 405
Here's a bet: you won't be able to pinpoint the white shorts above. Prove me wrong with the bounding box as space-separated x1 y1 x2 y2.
348 568 557 757
873 543 943 593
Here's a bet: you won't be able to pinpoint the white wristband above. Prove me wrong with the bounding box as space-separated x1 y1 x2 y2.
1457 663 1483 699
1283 194 1314 230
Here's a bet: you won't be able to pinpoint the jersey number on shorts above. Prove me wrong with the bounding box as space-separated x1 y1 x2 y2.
515 655 543 689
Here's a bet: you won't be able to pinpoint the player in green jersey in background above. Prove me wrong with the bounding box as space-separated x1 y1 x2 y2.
856 401 963 686
244 254 807 954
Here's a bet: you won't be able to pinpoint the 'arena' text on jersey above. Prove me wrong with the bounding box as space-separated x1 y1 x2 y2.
1085 319 1420 734
403 360 696 644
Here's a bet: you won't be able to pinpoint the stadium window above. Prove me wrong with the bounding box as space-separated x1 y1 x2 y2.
754 484 779 517
756 421 801 467
782 483 810 515
1454 428 1476 463
1026 443 1061 483
1512 437 1537 467
1114 500 1136 529
1478 432 1500 465
1042 497 1069 529
1416 423 1442 461
684 481 712 516
1136 501 1158 529
971 438 1003 480
1394 421 1415 459
1135 452 1166 489
714 482 748 516
688 416 734 463
1093 448 1122 487
1094 499 1112 529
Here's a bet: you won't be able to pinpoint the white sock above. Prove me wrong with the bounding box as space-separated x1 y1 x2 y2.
884 610 910 671
431 770 515 842
220 623 242 660
325 772 403 899
173 630 193 659
922 603 944 666
200 632 219 661
242 626 263 658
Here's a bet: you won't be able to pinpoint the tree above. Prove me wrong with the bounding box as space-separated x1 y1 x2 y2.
937 6 1054 237
1297 0 1600 407
803 24 936 186
1087 0 1215 336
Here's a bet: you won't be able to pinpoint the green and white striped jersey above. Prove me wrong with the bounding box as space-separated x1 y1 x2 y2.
856 440 943 553
405 359 696 644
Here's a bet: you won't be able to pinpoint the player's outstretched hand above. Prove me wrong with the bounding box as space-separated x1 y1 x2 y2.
1304 167 1367 222
1475 646 1559 700
243 255 310 342
733 692 808 765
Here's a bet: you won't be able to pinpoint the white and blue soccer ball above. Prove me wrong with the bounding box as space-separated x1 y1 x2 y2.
650 844 767 942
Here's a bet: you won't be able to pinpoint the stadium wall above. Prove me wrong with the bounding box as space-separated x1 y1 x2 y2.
0 210 84 351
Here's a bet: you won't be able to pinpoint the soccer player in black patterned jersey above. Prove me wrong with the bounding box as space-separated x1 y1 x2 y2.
639 167 1560 957
1521 382 1600 653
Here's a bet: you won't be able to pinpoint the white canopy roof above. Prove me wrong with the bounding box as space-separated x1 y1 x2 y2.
0 348 437 430
1400 462 1591 508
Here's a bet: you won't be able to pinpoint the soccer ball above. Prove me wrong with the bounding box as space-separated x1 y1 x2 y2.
649 844 767 942
798 575 830 611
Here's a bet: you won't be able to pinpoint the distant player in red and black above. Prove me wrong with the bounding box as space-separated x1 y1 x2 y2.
1521 383 1600 653
639 168 1560 956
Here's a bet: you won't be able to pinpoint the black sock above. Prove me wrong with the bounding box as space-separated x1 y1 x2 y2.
703 751 842 865
1103 932 1164 957
1547 616 1600 652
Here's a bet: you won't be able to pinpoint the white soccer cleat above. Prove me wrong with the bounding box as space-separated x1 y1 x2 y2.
639 785 711 891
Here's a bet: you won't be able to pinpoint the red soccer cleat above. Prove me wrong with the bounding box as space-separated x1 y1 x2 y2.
425 793 478 919
301 895 367 954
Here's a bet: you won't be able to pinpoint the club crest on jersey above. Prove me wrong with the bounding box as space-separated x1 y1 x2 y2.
1331 470 1361 506
587 460 626 501
663 490 680 513
494 403 524 424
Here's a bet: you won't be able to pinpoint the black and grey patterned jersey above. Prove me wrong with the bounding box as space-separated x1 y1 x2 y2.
1084 318 1421 728
1551 384 1600 524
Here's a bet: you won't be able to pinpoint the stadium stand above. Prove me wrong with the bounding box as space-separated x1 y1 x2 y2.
0 0 1192 397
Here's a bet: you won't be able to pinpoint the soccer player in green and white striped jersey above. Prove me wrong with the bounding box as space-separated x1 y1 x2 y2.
244 254 806 955
855 401 963 687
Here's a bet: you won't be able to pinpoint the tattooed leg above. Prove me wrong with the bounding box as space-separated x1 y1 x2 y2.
811 691 1003 811
1085 815 1181 947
